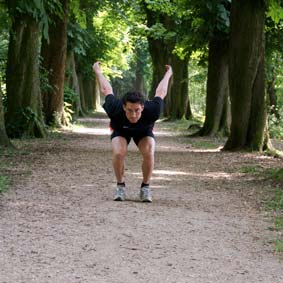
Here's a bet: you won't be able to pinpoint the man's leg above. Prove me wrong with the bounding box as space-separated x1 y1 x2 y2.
138 136 155 183
111 136 128 183
111 136 128 201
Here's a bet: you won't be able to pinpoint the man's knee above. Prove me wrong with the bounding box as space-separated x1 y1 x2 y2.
139 137 155 157
112 137 127 161
113 151 126 161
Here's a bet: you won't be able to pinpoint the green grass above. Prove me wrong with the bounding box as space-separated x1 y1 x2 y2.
239 165 261 174
239 165 283 254
264 168 283 182
239 166 283 182
0 175 10 193
191 140 219 149
274 240 283 253
274 216 283 231
266 190 283 211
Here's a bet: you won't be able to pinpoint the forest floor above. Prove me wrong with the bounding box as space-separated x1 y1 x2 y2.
0 112 283 283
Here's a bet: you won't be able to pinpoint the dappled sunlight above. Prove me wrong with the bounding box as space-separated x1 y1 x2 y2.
154 130 177 137
72 126 111 136
157 145 223 153
151 185 168 189
153 169 232 179
154 169 189 176
78 118 109 123
152 176 172 181
129 169 234 181
187 147 223 153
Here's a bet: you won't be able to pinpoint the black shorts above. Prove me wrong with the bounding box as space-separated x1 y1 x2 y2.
111 129 154 146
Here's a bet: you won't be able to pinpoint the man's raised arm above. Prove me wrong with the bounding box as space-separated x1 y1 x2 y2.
155 65 173 99
92 62 113 96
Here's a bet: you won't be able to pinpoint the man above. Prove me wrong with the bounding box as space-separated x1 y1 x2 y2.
93 62 173 202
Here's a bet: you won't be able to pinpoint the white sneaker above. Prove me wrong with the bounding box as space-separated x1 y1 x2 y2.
114 185 126 201
140 186 152 202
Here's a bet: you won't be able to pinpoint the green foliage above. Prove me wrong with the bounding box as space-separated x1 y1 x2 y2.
64 85 78 106
67 22 89 56
269 110 283 139
63 102 74 124
10 0 63 40
188 55 207 116
39 59 54 93
265 18 283 140
267 0 283 24
0 2 10 95
178 0 230 56
63 86 77 122
92 10 134 76
145 0 176 15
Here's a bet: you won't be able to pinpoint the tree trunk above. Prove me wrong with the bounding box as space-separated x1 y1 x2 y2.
147 37 170 99
134 46 146 94
224 0 268 151
0 89 12 147
145 5 191 120
168 55 190 119
41 0 69 126
93 79 101 111
82 78 95 112
198 38 230 136
78 73 87 114
5 6 46 138
65 51 83 117
75 1 96 113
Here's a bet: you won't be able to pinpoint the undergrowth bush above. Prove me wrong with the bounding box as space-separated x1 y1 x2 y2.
268 107 283 139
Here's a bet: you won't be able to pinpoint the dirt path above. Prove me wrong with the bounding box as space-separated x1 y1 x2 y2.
0 115 282 283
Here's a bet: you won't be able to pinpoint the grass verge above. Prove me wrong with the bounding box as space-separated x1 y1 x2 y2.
240 166 283 254
0 175 10 194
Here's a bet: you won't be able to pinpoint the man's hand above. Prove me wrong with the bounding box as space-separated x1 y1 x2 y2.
154 64 173 99
92 61 113 96
92 61 102 74
165 65 173 78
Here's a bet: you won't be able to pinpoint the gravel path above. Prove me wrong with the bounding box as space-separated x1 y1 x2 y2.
0 115 282 283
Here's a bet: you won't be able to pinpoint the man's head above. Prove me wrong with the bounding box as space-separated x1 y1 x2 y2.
122 91 145 123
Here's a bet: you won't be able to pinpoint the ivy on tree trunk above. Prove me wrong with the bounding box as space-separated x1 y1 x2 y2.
5 6 46 138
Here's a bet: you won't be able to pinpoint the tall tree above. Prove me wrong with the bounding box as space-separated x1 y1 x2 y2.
189 0 231 136
5 0 47 138
73 0 105 113
199 37 230 136
0 88 11 147
224 0 268 151
41 0 69 126
0 1 11 146
143 1 191 119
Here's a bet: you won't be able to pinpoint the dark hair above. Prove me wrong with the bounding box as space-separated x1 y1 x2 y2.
122 91 145 105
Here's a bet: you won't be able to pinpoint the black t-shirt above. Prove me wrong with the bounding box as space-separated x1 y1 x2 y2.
103 94 163 135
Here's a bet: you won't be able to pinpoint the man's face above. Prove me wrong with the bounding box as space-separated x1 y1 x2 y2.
123 102 144 123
